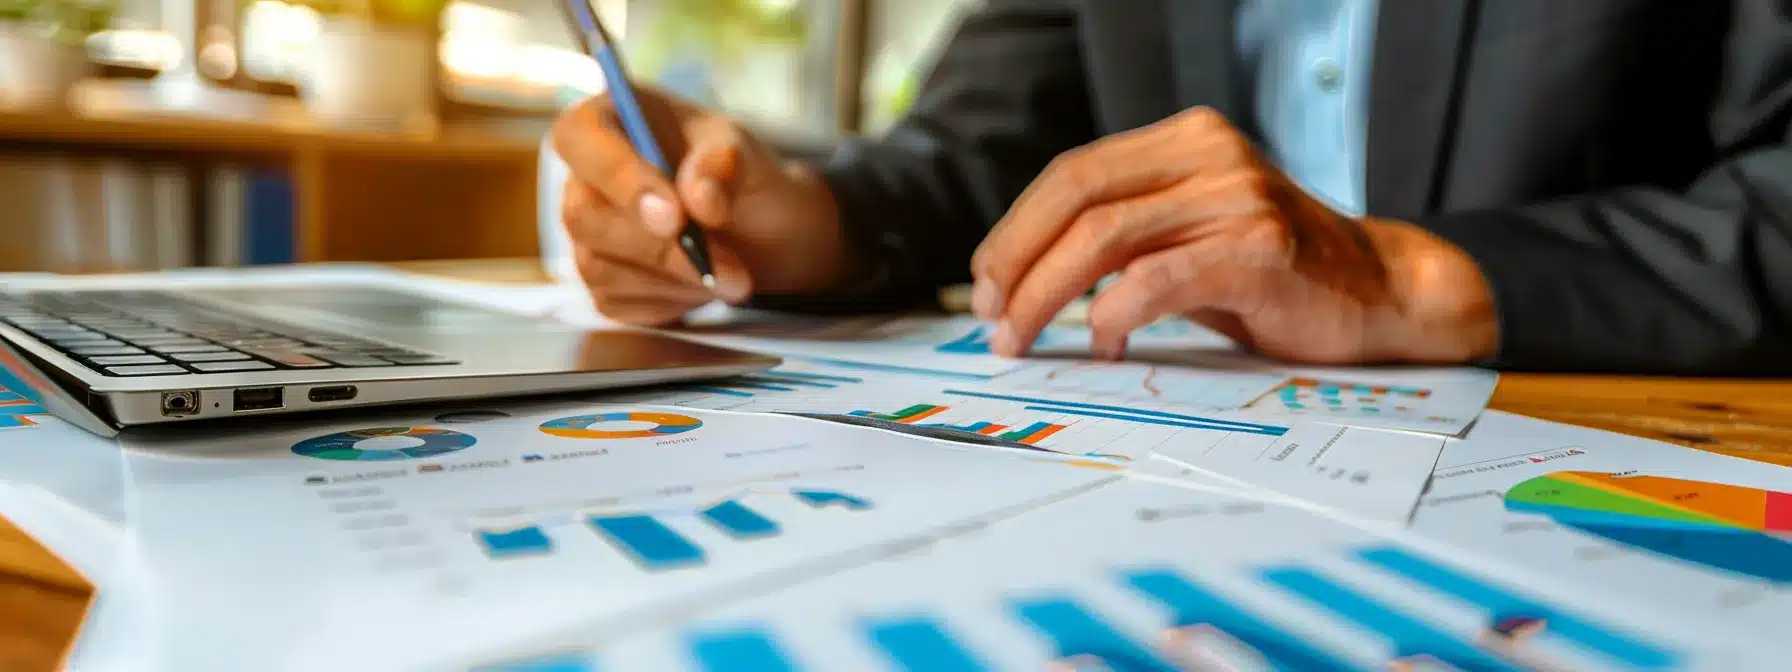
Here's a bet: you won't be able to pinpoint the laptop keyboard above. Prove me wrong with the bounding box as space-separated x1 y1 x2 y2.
0 290 460 377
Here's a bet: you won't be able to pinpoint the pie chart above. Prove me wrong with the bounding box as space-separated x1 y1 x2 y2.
1505 471 1792 582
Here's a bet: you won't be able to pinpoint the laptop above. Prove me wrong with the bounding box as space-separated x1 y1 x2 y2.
0 281 778 436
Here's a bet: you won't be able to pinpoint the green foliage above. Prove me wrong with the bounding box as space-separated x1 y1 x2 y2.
631 0 810 79
0 0 115 44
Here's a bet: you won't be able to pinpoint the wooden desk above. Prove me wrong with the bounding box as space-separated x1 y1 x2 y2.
2 263 1788 669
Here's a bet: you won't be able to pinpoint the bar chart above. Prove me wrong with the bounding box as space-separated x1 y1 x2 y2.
478 543 1678 671
681 369 867 398
470 489 875 571
0 387 48 429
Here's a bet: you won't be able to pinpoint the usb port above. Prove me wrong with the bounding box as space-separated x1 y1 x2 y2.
308 385 358 403
232 387 284 412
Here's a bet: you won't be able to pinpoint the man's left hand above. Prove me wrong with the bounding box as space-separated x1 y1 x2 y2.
969 107 1499 365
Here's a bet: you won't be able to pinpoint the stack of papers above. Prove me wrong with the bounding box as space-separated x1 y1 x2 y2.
2 267 1789 671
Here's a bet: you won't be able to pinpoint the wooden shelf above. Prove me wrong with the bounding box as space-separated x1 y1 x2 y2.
0 80 550 264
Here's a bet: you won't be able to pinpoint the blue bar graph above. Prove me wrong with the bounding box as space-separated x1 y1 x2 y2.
476 525 554 559
864 616 991 671
1260 567 1520 672
590 515 705 570
1123 569 1357 671
728 380 797 392
943 389 1288 434
793 490 872 510
742 374 840 388
682 386 755 397
791 356 994 382
1022 406 1288 437
766 370 863 384
1355 547 1679 669
688 629 798 672
1013 598 1180 671
701 500 781 539
935 327 993 354
918 421 1000 433
470 650 596 672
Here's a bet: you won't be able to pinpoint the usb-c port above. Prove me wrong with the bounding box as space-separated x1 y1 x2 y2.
308 385 358 403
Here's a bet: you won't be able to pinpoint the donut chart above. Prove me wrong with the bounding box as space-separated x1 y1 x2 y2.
1506 470 1792 582
539 412 704 439
292 427 476 461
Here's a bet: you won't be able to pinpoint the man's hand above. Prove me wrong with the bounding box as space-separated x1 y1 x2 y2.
969 107 1499 365
553 88 853 325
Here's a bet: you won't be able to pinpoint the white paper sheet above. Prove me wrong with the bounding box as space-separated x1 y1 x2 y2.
1406 410 1792 642
652 313 1495 435
120 404 1117 671
664 312 1238 377
463 479 1774 671
1150 422 1446 525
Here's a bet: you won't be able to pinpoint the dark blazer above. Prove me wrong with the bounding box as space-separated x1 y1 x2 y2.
796 0 1792 375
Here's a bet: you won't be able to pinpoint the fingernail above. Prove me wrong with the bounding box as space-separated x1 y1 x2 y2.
991 319 1019 357
971 280 1002 321
638 193 680 238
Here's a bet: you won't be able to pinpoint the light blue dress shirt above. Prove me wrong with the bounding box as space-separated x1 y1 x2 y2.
1235 0 1379 216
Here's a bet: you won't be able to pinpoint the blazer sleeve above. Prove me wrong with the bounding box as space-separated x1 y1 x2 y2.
747 0 1100 314
1420 0 1792 376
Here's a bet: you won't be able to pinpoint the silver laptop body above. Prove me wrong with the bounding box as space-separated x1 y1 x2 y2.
0 282 777 432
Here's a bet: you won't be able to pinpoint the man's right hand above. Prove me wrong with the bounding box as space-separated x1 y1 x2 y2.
552 88 854 325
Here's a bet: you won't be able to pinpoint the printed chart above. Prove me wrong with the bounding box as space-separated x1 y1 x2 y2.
538 412 705 439
475 488 875 570
1506 471 1792 582
123 405 1118 671
604 363 1291 462
291 427 477 461
0 384 47 430
1237 371 1499 434
1410 411 1792 642
0 356 49 430
985 361 1286 411
474 482 1712 672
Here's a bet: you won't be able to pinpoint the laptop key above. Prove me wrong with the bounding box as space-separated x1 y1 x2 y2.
377 353 459 365
73 345 146 356
172 352 252 363
150 344 228 354
53 337 122 347
308 352 395 367
128 337 210 347
90 355 168 366
105 364 187 376
191 360 276 372
243 349 332 368
231 338 305 349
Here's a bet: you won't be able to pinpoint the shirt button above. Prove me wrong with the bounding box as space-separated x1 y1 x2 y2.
1314 57 1343 93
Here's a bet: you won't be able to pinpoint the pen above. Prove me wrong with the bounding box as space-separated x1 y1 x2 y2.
559 0 718 290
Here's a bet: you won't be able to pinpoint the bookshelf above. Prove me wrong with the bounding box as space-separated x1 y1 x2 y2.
0 80 547 270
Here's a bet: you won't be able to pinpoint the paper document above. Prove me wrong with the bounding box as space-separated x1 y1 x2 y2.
656 313 1494 435
121 403 1116 671
1151 422 1446 524
1407 410 1792 642
667 313 1237 376
595 358 1292 464
468 479 1760 672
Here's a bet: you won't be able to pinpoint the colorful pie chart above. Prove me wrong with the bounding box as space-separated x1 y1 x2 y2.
1506 471 1792 582
292 427 476 461
539 412 704 439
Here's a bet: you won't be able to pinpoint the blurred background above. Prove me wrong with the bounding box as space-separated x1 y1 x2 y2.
0 0 970 274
